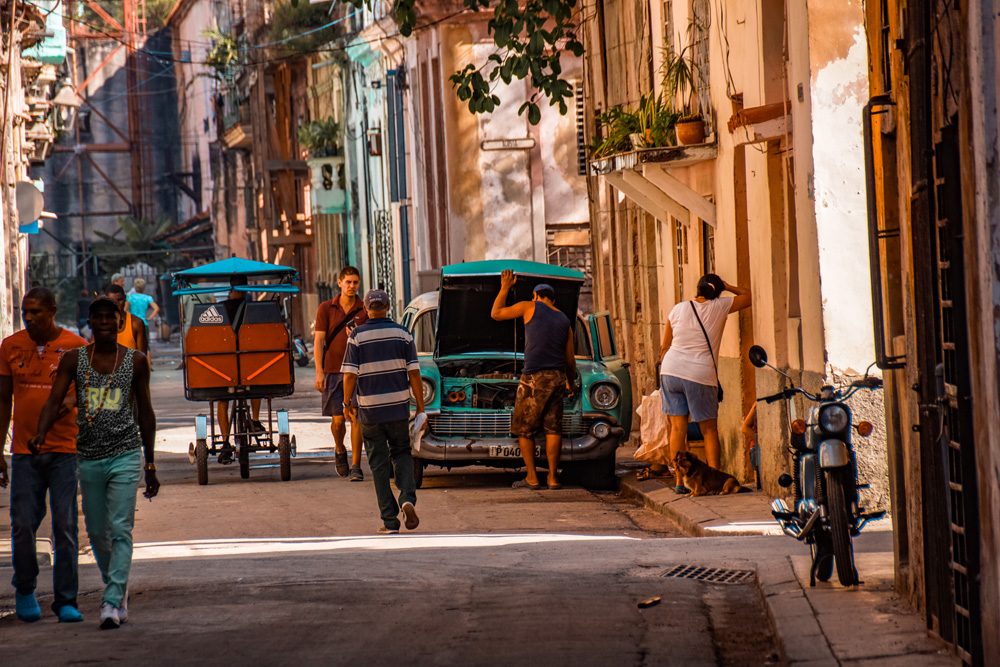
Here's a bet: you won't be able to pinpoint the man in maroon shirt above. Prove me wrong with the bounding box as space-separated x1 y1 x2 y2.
314 267 369 480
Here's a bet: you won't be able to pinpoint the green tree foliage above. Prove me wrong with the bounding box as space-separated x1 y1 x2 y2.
145 0 177 31
265 0 341 55
204 30 240 83
91 215 175 274
341 0 583 125
298 117 341 157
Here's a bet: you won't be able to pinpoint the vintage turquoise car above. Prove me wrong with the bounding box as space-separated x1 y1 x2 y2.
400 260 633 489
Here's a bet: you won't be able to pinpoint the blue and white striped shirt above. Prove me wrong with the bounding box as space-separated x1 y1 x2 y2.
341 317 420 424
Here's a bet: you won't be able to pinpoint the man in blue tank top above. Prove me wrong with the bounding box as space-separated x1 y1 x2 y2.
491 270 577 489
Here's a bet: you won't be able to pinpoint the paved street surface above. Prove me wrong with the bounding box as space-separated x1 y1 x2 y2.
0 341 782 665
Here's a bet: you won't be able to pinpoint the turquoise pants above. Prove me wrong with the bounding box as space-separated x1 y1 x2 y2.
78 449 142 606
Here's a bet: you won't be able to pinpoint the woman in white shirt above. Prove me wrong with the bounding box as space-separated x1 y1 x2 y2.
658 274 751 491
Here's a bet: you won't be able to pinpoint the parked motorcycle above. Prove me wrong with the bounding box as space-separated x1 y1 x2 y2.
748 345 885 587
292 334 310 367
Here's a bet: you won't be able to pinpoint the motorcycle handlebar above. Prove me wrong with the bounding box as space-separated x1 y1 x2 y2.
758 388 808 404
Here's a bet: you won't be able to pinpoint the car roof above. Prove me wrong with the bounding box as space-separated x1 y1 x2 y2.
442 259 584 281
404 291 439 312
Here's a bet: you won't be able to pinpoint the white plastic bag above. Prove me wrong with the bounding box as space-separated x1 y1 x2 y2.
634 390 672 465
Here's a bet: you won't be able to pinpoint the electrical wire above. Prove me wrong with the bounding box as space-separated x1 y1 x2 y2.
24 0 468 69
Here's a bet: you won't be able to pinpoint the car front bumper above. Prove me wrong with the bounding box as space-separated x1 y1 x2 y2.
413 426 625 463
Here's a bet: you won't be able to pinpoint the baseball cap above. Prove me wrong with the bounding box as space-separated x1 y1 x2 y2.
533 283 555 299
89 296 121 315
363 289 390 309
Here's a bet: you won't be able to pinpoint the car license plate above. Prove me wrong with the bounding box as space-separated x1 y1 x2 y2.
488 445 538 458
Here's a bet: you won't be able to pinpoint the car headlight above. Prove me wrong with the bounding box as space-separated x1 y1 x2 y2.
591 421 611 439
411 378 435 404
590 382 619 410
819 404 849 433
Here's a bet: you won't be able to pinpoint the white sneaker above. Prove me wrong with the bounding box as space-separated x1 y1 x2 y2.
376 525 399 534
99 602 120 630
401 502 419 531
118 590 129 624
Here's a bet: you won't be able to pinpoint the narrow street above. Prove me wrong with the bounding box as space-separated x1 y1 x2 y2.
0 343 783 665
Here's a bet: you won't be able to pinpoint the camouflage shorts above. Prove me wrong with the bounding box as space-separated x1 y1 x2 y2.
510 370 567 438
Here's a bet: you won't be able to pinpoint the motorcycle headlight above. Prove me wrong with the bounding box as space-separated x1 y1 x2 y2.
819 404 849 433
590 382 619 410
411 378 435 404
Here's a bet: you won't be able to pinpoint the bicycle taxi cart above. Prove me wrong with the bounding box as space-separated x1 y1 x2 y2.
173 257 299 484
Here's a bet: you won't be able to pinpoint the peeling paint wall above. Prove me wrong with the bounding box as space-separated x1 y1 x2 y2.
809 26 877 375
474 44 535 261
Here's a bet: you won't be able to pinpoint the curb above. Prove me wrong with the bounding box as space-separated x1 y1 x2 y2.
619 472 837 664
756 557 837 666
619 477 712 537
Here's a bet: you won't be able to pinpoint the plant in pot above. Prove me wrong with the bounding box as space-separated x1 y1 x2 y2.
589 106 642 158
298 117 341 158
662 42 706 146
637 93 680 148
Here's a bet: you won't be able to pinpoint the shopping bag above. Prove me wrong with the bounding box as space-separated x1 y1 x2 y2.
633 390 673 466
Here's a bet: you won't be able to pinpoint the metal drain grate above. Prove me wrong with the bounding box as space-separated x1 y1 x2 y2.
662 565 755 585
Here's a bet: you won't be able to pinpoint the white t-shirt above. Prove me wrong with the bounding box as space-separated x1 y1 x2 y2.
659 296 735 386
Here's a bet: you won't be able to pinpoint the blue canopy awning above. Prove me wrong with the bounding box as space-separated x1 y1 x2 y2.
173 257 299 284
172 284 300 297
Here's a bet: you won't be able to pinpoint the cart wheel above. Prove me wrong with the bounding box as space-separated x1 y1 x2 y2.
290 435 297 457
278 434 292 481
238 441 250 479
196 439 208 486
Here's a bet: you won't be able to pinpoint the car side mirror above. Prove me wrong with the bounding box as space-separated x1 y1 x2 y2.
748 345 768 368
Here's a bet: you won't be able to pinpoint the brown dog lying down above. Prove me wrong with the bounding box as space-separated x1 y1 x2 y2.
673 451 750 496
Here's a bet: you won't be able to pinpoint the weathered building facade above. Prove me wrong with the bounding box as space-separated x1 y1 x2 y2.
3 0 72 328
581 0 887 507
400 2 592 302
861 0 999 660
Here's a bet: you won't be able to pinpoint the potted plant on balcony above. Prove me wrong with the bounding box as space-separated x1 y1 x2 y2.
298 117 341 158
589 106 641 158
662 43 706 145
637 94 680 148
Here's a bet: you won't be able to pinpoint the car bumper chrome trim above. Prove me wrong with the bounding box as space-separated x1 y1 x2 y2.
414 426 625 462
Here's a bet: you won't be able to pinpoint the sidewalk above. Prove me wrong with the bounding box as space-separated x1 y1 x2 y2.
618 462 959 666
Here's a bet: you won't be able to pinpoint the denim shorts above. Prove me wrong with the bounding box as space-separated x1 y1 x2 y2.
660 374 719 423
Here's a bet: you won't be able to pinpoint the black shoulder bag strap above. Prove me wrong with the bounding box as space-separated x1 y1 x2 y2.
322 302 364 364
690 301 724 402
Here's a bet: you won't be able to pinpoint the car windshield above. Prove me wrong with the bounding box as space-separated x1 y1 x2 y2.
413 310 437 354
574 316 592 358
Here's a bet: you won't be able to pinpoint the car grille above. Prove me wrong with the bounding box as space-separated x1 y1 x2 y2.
429 412 593 437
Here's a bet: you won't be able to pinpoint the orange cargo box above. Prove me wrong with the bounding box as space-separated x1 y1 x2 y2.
239 322 292 386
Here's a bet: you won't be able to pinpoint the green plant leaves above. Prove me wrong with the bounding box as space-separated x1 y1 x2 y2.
434 0 581 124
298 117 341 155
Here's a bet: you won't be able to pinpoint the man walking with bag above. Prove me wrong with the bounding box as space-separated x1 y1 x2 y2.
342 290 426 534
314 267 368 480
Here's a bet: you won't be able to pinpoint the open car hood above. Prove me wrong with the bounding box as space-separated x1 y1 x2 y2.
436 260 584 357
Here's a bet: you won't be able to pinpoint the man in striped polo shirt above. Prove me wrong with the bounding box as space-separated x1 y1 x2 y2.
342 289 427 534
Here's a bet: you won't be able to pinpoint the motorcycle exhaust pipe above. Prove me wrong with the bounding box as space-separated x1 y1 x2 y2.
771 499 802 538
771 498 821 540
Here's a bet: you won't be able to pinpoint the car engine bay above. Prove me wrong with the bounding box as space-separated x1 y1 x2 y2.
437 359 521 410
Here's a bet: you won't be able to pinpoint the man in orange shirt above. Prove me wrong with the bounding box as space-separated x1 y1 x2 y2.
104 284 147 354
0 287 87 623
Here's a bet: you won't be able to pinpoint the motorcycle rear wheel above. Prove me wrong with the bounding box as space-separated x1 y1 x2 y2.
825 468 858 586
